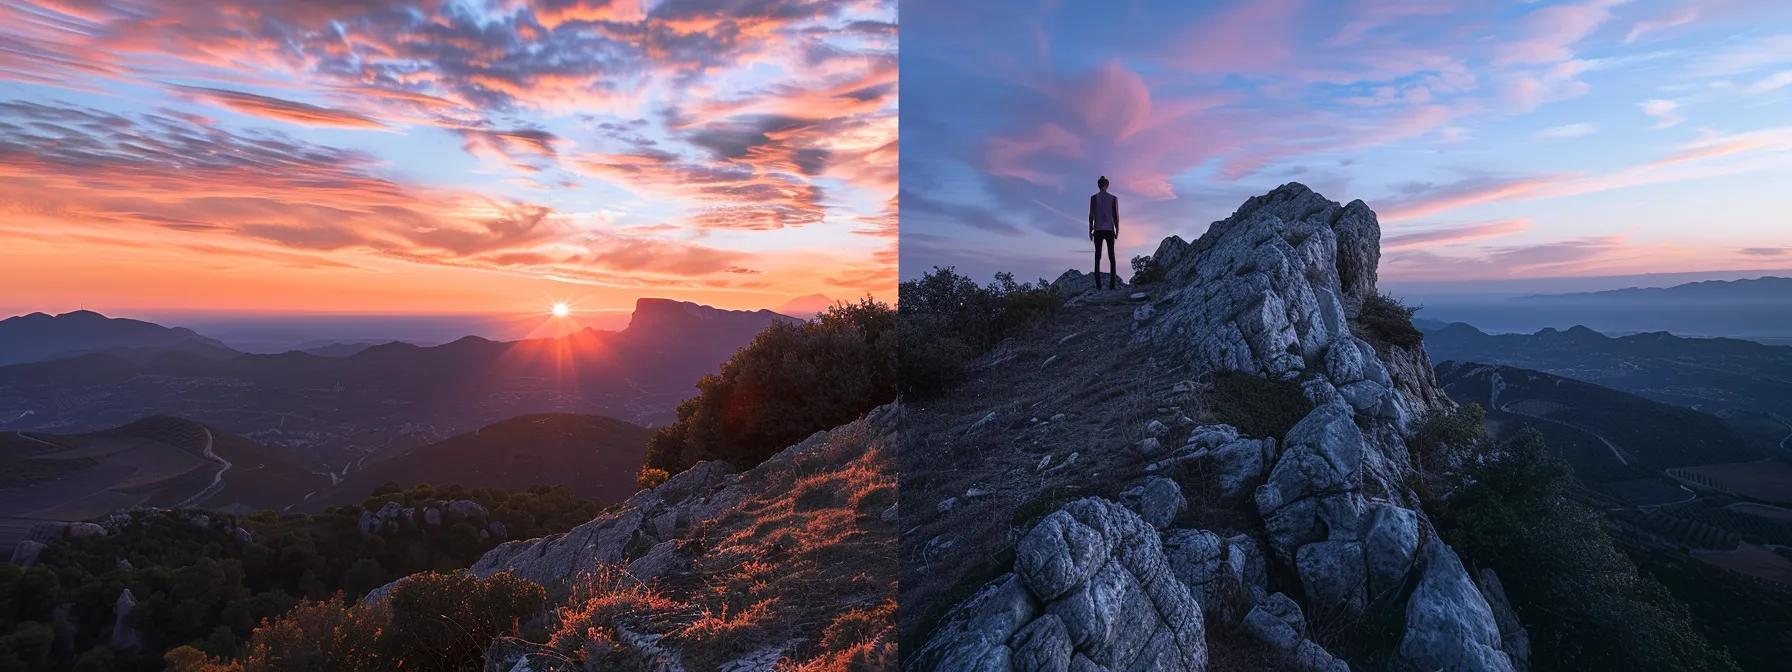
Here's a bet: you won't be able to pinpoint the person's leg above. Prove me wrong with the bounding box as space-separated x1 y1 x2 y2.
1096 236 1111 290
1093 235 1110 289
1093 236 1102 282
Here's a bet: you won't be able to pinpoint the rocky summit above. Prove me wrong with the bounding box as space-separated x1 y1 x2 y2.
904 183 1525 672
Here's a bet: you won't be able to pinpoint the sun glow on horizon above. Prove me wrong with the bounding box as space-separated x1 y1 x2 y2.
551 302 570 318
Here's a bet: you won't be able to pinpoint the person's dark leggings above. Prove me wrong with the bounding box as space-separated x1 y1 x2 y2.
1092 230 1117 289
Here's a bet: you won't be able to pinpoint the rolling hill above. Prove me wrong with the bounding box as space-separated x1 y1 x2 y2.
0 416 326 555
0 310 236 366
324 413 651 505
1423 321 1792 428
1434 361 1768 504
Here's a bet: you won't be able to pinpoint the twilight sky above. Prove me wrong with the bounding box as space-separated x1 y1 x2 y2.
900 0 1792 292
0 0 895 319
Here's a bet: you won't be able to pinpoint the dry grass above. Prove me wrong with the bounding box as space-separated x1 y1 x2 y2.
535 415 897 671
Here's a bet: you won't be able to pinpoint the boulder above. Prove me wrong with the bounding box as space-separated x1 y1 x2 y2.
1362 504 1421 596
1296 540 1367 618
1242 593 1305 650
1162 529 1226 606
1209 437 1276 498
925 499 1207 671
907 575 1039 671
9 540 45 567
1117 477 1185 530
111 588 141 650
1398 541 1515 672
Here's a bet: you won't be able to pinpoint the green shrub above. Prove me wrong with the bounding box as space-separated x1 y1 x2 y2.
898 267 1063 398
165 573 545 672
379 572 545 672
644 298 897 474
1354 292 1423 350
1438 429 1738 672
1204 371 1312 439
1409 403 1487 469
9 485 596 671
1129 254 1164 285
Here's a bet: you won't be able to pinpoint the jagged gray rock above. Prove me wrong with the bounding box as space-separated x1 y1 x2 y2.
1051 269 1128 297
916 499 1207 671
1475 567 1532 672
1398 542 1515 672
1363 504 1421 596
914 184 1517 672
111 588 140 650
8 540 45 567
1208 436 1276 498
1118 477 1186 530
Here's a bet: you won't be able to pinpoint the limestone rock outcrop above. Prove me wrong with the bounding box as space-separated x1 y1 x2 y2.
912 184 1521 672
912 498 1208 672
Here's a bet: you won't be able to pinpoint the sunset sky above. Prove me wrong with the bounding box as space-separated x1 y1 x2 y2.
900 0 1792 291
0 0 896 318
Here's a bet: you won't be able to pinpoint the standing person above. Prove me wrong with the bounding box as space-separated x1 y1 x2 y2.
1089 175 1120 290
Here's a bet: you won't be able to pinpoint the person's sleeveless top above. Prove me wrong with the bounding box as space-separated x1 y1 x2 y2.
1090 191 1118 231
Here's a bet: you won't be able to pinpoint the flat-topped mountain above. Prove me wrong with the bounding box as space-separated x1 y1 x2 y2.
0 310 237 365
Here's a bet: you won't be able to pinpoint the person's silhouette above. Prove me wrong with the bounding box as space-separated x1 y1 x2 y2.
1088 175 1119 290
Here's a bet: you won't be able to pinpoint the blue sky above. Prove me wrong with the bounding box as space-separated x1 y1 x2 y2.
900 0 1792 291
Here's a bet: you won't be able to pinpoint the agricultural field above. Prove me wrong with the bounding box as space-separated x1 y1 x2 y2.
1670 460 1792 504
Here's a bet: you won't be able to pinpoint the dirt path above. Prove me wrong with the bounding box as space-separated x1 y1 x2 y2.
175 427 226 508
13 431 64 452
1498 400 1631 466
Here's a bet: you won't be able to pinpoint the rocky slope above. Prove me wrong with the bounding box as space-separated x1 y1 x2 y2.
903 184 1526 671
374 404 898 671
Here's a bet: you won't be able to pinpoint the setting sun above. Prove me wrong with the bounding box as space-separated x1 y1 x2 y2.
551 302 569 318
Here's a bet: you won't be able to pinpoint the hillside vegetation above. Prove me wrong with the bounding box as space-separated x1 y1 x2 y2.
644 298 896 476
0 485 600 671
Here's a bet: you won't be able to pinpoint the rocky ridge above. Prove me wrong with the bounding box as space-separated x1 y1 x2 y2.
373 404 899 671
909 184 1526 671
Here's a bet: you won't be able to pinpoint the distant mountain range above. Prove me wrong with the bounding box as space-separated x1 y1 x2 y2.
0 299 790 472
1423 322 1792 454
321 413 649 506
1409 276 1792 343
0 310 237 366
1520 276 1792 303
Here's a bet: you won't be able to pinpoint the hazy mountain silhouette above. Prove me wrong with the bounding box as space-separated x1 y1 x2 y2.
1411 276 1792 343
0 310 237 365
1520 276 1792 303
0 299 792 472
774 293 835 318
1422 321 1792 423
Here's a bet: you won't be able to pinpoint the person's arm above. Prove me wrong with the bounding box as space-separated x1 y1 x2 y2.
1088 194 1097 238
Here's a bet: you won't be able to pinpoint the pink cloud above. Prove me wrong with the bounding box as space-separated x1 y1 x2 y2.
1494 0 1625 65
1177 0 1305 74
1383 218 1530 251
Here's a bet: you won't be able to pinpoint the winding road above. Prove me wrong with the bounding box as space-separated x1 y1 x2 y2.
1497 400 1630 466
174 427 227 508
